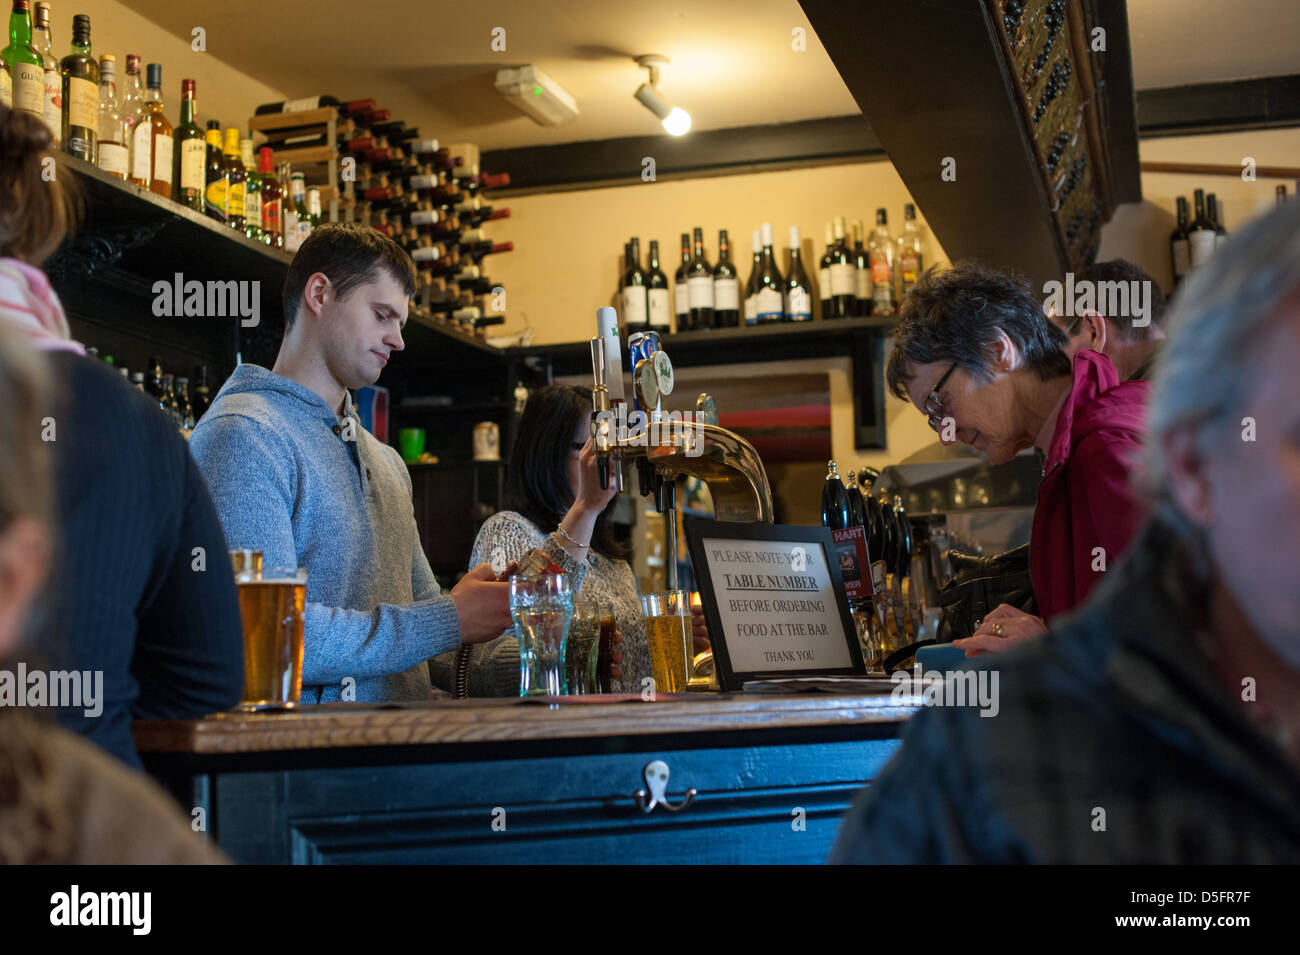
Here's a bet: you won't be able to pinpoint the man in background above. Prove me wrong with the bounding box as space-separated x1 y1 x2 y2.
1054 258 1167 381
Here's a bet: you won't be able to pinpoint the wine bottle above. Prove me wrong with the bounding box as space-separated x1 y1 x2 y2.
222 127 245 230
820 461 850 531
173 78 205 211
754 222 785 324
896 203 925 302
241 138 262 241
258 146 283 249
713 229 741 327
58 13 96 162
818 223 835 319
1187 188 1216 269
119 54 142 167
4 0 44 120
673 232 690 332
826 217 855 318
852 220 871 317
868 209 895 315
744 229 761 327
129 63 171 197
1169 196 1189 288
687 226 714 331
784 225 812 322
646 239 672 335
253 95 342 114
32 2 58 142
620 237 650 335
1 53 9 108
1209 194 1227 249
287 172 310 250
203 120 227 224
94 54 127 178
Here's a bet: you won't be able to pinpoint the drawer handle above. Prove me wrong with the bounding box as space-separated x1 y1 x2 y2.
634 759 697 814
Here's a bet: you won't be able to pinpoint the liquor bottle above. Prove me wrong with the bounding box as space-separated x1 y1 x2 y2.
1187 188 1216 269
285 172 309 251
869 209 896 315
744 229 761 326
686 227 714 331
94 54 127 178
670 233 689 332
306 186 321 231
175 377 196 433
119 54 142 166
646 239 671 335
820 460 850 531
4 0 44 120
1209 194 1228 249
220 128 245 230
754 222 785 324
895 203 925 302
258 147 282 248
161 373 182 429
1169 196 1190 289
203 120 227 224
852 220 871 317
713 229 741 327
620 237 650 335
32 2 58 142
58 13 96 162
825 217 855 318
784 225 813 322
241 138 262 241
818 223 834 319
129 63 171 197
172 79 204 211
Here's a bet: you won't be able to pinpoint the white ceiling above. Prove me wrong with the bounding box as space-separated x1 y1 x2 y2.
126 0 1300 151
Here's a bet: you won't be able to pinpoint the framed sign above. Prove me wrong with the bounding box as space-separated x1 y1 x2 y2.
684 518 866 691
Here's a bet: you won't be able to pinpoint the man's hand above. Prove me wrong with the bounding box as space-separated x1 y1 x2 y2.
450 563 512 644
951 603 1048 657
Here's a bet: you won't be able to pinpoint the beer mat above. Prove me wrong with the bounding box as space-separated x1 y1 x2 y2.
741 676 911 695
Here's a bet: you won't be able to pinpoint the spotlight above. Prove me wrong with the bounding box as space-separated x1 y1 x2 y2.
634 54 692 136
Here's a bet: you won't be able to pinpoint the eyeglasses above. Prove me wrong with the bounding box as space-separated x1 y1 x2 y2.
924 362 959 432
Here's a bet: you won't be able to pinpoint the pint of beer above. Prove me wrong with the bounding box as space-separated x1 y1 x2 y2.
234 566 307 710
642 590 691 695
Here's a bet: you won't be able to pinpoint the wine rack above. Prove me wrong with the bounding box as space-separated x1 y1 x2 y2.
247 105 352 221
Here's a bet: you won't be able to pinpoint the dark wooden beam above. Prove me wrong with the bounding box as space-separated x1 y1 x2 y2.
1137 74 1300 137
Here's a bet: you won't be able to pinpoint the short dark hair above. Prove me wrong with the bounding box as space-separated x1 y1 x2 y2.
886 262 1072 400
1075 258 1167 340
282 222 416 329
504 385 629 563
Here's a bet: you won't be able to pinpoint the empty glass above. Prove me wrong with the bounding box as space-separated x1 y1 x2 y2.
511 573 574 697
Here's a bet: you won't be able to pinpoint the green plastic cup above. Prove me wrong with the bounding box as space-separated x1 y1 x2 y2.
398 428 426 463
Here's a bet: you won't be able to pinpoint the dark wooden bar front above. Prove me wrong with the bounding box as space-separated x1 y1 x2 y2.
134 693 918 864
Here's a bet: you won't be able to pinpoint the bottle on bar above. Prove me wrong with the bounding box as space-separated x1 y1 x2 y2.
175 377 195 434
646 239 671 335
253 94 342 114
673 232 691 332
222 128 245 229
896 203 925 303
59 13 97 162
203 120 227 224
258 147 283 248
285 172 309 251
129 63 171 197
784 225 812 322
1169 196 1190 289
687 227 714 331
1187 188 1216 269
852 220 871 317
241 138 262 240
754 222 784 324
1208 193 1227 249
824 217 854 318
94 54 127 178
32 2 59 143
620 237 649 335
819 223 836 319
119 54 142 165
869 209 895 315
712 229 740 327
306 186 321 231
744 228 761 327
173 79 205 211
4 0 45 121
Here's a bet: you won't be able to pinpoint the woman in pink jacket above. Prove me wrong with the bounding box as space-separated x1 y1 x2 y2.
885 263 1149 654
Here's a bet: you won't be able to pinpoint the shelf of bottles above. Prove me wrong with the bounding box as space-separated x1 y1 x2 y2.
1168 186 1238 294
617 206 929 336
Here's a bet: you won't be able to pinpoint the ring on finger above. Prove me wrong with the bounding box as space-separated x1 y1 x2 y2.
992 622 1004 635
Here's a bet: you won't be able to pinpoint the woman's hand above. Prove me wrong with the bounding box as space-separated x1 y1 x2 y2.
610 628 624 680
951 603 1048 657
690 604 711 655
574 436 617 515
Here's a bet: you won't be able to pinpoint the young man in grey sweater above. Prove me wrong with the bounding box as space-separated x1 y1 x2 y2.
190 223 511 703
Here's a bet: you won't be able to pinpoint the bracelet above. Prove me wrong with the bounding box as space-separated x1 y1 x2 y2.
556 522 590 549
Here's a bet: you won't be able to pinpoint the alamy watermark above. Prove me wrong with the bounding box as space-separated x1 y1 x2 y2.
1042 272 1153 328
151 272 260 327
889 664 1000 718
593 404 706 457
0 662 103 717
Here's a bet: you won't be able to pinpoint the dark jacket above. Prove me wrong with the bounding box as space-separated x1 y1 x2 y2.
31 353 243 768
831 516 1300 863
1030 350 1148 622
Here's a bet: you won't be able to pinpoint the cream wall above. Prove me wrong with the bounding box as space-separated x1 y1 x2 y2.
46 0 284 134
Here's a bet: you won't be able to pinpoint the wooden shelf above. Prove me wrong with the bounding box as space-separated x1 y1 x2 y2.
248 106 339 131
268 145 337 165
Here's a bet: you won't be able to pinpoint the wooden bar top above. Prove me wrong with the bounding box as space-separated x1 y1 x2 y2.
133 692 921 755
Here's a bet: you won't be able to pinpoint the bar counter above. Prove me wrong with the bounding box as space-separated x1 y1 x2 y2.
135 692 919 864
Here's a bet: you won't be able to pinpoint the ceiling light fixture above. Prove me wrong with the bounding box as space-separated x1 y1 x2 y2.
634 54 692 136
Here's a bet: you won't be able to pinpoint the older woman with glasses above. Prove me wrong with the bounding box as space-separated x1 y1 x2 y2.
885 263 1149 653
